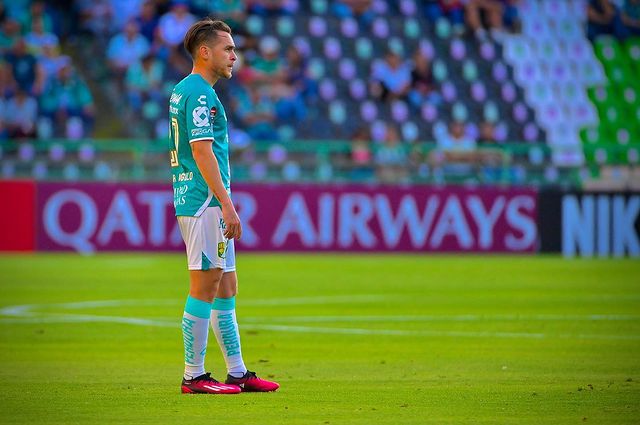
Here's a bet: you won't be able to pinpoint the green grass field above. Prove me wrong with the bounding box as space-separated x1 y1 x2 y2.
0 254 639 424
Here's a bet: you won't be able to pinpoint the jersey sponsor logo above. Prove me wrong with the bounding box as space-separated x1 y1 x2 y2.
169 93 183 104
197 95 207 105
210 106 217 118
192 106 210 127
190 127 210 137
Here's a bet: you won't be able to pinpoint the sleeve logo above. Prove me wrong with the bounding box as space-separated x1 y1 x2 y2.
192 106 210 127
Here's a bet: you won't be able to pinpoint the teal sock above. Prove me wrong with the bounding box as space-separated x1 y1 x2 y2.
182 295 212 380
211 296 247 378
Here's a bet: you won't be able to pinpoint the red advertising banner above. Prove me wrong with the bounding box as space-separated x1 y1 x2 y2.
0 180 36 252
36 182 538 253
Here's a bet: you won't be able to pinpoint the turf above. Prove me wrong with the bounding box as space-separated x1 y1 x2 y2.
0 254 638 424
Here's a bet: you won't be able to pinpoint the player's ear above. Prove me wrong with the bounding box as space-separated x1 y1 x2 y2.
199 44 209 60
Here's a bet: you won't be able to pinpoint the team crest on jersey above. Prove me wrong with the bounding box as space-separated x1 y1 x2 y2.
210 106 217 119
217 242 226 258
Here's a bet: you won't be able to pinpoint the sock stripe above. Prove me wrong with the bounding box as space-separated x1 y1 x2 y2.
212 296 236 311
185 295 212 319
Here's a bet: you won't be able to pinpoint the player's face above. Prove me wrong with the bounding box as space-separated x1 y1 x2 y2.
204 32 237 80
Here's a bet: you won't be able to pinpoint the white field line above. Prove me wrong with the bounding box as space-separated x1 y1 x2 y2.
0 299 639 340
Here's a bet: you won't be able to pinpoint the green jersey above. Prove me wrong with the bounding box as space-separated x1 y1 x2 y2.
169 74 230 216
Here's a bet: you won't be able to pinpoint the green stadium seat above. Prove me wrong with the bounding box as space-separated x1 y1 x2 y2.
435 17 451 39
404 18 420 39
246 15 264 36
277 17 295 38
311 0 328 14
355 37 372 60
462 59 478 82
580 126 612 145
593 36 624 65
433 59 448 82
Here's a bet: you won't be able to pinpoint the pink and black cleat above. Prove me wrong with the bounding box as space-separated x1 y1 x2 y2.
225 371 280 392
181 372 242 394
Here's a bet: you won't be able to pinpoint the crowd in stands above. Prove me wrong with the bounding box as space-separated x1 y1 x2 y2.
1 1 94 141
587 0 640 40
0 0 637 184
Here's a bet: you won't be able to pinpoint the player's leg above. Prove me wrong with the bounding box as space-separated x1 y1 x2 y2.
178 208 241 394
210 240 279 392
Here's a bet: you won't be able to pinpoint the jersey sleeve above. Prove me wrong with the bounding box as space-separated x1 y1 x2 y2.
185 91 216 143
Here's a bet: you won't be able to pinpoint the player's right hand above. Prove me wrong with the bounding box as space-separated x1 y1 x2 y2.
222 204 242 240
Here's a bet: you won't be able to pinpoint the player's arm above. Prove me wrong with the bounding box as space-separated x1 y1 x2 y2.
191 140 242 240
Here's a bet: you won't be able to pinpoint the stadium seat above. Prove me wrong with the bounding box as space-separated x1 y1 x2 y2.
492 61 509 83
433 59 448 82
340 17 358 38
372 17 390 38
441 81 457 102
310 0 328 14
309 16 327 37
246 15 264 36
324 37 342 60
391 100 410 123
462 59 478 82
421 103 438 122
450 38 466 61
471 81 487 102
435 17 451 39
348 79 367 100
512 102 529 123
355 37 373 60
360 100 378 122
277 16 295 38
401 121 419 142
451 102 468 122
319 78 337 101
501 82 517 103
404 18 420 39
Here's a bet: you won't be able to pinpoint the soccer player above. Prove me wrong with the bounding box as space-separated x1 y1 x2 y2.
169 18 279 394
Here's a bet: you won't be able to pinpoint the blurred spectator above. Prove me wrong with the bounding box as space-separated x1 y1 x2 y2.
0 96 7 140
466 0 520 39
424 1 465 34
191 0 246 28
621 0 640 37
109 0 144 32
5 88 37 139
247 0 296 16
270 44 317 124
40 63 94 138
125 53 164 111
251 36 285 81
38 42 70 86
478 120 497 145
135 1 160 44
75 0 113 37
408 48 441 109
587 0 625 39
332 0 374 26
24 18 59 55
19 1 55 36
0 18 21 53
437 120 477 152
107 20 150 78
375 125 409 183
283 45 317 101
370 49 412 102
350 127 374 180
5 38 44 95
232 85 279 141
157 1 196 48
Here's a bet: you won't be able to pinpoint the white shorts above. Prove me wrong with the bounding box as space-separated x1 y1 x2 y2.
177 206 236 272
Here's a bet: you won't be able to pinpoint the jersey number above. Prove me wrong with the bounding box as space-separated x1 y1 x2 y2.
170 117 179 167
